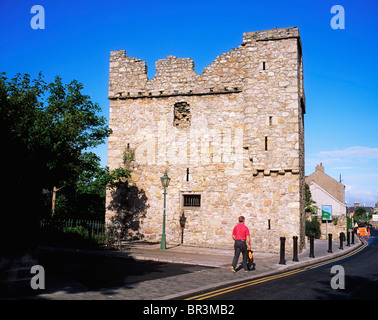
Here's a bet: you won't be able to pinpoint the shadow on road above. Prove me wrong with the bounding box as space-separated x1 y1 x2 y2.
35 248 210 297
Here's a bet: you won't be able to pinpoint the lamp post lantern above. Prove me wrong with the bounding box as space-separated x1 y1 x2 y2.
160 171 170 249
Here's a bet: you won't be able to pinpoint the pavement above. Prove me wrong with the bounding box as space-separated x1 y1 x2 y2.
32 235 364 300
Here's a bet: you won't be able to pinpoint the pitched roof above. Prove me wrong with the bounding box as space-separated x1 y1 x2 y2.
305 163 345 203
348 206 375 214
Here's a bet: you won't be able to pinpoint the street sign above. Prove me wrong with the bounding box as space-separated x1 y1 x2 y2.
322 205 332 221
372 214 378 222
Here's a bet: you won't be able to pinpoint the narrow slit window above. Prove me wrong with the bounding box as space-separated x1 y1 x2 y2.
265 136 268 151
269 116 273 126
262 61 266 70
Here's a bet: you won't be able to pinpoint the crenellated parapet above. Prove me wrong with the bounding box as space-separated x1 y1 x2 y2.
109 27 303 101
108 50 246 99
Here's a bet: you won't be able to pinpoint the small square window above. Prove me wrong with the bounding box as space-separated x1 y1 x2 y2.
183 194 201 208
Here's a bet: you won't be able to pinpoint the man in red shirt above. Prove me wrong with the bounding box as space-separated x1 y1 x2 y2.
231 216 251 272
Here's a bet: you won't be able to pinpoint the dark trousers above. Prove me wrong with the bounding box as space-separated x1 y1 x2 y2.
232 240 248 271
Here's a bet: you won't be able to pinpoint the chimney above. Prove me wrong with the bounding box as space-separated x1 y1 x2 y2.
354 201 359 208
315 163 324 173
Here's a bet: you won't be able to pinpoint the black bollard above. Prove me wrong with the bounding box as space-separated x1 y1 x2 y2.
327 233 333 253
346 231 350 247
292 236 299 262
279 237 286 265
351 230 355 245
339 232 344 250
180 212 186 244
309 234 315 258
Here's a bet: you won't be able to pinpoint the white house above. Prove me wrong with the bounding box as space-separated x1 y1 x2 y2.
308 181 347 217
307 180 347 240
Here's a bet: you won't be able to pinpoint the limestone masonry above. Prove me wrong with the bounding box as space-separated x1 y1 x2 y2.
106 27 306 253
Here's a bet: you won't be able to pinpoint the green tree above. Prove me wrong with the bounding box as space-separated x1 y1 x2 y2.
354 207 371 222
305 183 319 216
1 73 111 188
0 72 129 254
66 163 130 219
1 72 49 254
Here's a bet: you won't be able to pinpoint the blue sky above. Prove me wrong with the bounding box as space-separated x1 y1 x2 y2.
1 0 377 206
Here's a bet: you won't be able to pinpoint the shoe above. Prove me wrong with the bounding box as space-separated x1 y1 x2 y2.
231 266 236 272
244 269 249 272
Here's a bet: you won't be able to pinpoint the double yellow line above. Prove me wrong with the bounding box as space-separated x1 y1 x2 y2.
185 238 368 300
185 268 307 300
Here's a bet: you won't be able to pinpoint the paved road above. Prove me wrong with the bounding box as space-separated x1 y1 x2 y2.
190 229 378 300
3 234 364 300
37 249 214 295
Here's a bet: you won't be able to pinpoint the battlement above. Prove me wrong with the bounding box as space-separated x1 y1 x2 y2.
108 51 242 98
155 55 195 75
108 26 302 99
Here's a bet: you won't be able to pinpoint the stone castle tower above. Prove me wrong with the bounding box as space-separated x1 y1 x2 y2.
106 27 306 253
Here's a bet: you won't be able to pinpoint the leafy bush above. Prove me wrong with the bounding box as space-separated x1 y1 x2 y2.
63 226 89 239
305 216 321 239
347 216 353 230
38 223 119 250
39 226 96 249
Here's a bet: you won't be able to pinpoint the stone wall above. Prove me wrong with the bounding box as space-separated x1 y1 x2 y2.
320 215 347 241
106 27 306 253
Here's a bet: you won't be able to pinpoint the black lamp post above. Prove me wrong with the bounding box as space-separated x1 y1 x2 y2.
160 171 170 249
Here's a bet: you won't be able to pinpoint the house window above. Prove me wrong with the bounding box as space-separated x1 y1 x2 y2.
173 101 191 128
183 194 201 208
